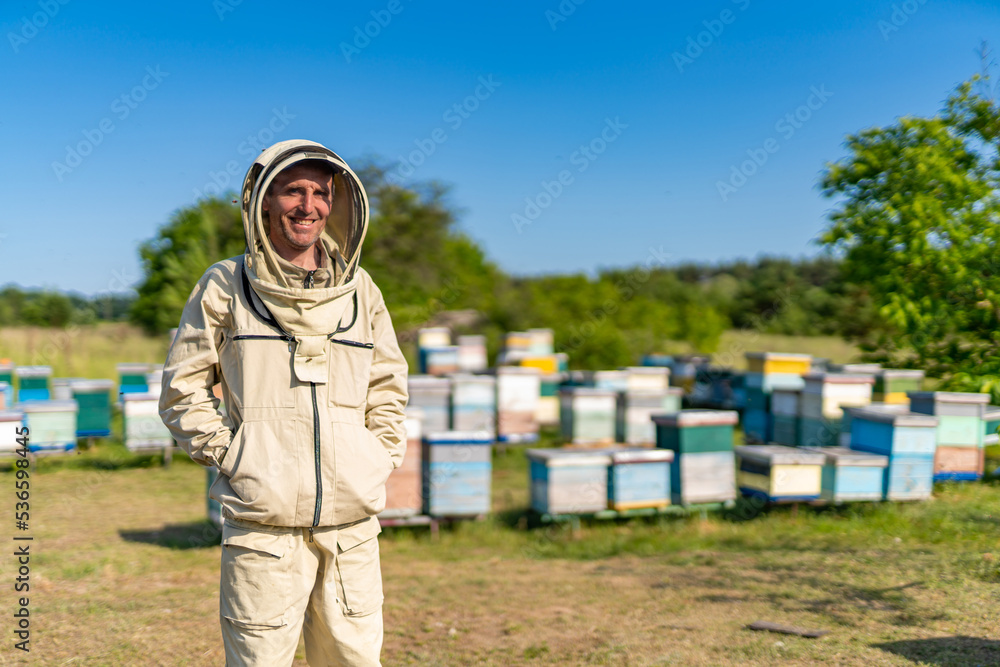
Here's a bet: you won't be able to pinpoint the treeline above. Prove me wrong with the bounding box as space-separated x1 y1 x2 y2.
0 286 132 327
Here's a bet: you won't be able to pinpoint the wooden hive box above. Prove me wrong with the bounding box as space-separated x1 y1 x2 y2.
874 369 924 404
625 367 670 392
456 335 488 373
122 393 173 451
526 448 612 515
983 406 1000 446
593 371 629 392
559 387 617 445
382 407 424 519
615 388 683 446
117 363 150 397
801 446 888 502
607 448 674 510
20 400 78 452
848 409 937 501
736 445 825 503
417 327 451 350
840 403 910 447
536 373 564 427
654 410 738 506
16 366 52 402
526 328 555 356
908 391 989 446
770 389 800 446
421 431 492 517
406 375 452 434
70 379 114 438
932 446 984 482
496 367 540 444
799 373 875 448
745 371 807 393
0 410 25 454
520 355 560 375
145 367 163 399
420 346 460 377
450 374 496 435
745 352 812 376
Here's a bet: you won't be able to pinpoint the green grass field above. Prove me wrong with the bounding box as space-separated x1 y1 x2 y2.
1 429 997 666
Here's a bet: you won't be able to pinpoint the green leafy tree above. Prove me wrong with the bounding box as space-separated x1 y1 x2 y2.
820 77 1000 394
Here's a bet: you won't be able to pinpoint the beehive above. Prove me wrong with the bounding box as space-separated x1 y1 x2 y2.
417 327 451 350
770 389 800 446
16 366 52 402
670 355 711 394
406 375 451 434
654 410 738 506
520 356 560 374
873 369 924 404
801 446 888 502
908 391 990 482
422 431 492 517
537 373 564 427
746 352 813 376
607 448 674 510
420 346 460 377
382 407 424 519
496 367 540 443
0 362 14 405
526 448 611 515
798 373 874 448
117 363 150 396
0 411 25 454
625 367 670 392
615 388 683 445
145 366 164 399
456 335 488 373
736 445 825 503
122 393 174 451
560 387 617 445
0 382 8 411
593 370 628 392
526 328 554 355
849 408 937 501
840 403 910 447
20 400 77 452
52 377 83 401
983 406 1000 446
70 379 113 438
450 374 496 436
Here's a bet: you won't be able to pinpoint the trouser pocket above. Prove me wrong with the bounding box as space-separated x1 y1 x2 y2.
335 532 384 617
220 521 295 628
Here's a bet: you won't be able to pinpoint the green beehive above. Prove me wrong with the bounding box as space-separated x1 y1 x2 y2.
16 366 52 402
20 400 77 452
70 379 114 438
654 410 739 454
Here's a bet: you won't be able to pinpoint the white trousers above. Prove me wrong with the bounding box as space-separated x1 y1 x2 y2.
219 516 384 666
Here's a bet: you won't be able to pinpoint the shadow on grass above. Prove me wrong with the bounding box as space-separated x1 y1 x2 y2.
874 636 1000 665
120 520 221 550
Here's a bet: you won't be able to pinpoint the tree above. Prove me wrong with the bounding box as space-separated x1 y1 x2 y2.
820 77 1000 391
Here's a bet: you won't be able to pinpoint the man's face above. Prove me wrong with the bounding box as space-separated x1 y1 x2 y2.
262 164 333 257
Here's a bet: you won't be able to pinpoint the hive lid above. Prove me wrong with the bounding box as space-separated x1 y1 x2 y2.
652 409 739 427
745 352 812 361
848 408 938 427
622 387 684 398
735 444 826 465
407 375 452 389
559 387 618 398
423 430 493 444
828 363 882 374
878 369 925 379
800 446 889 467
19 399 78 413
803 372 876 385
448 373 496 385
122 392 161 402
525 448 613 466
609 448 674 464
907 391 990 405
496 366 541 376
117 363 151 373
984 406 1000 420
844 403 910 417
15 366 52 377
70 379 115 391
0 410 24 421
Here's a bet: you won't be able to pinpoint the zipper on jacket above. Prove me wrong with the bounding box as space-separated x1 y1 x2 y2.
329 337 374 349
311 382 322 529
304 270 316 289
232 334 294 342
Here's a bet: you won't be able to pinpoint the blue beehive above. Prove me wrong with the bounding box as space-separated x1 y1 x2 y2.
848 409 937 501
117 363 150 397
802 446 888 502
422 431 492 517
607 448 674 510
526 448 611 515
450 374 496 436
16 366 52 402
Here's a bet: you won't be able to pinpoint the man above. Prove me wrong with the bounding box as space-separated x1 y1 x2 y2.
159 139 408 666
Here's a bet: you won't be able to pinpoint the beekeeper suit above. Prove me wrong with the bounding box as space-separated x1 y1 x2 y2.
159 139 408 666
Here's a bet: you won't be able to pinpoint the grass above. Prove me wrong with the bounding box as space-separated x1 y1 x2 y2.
2 430 998 666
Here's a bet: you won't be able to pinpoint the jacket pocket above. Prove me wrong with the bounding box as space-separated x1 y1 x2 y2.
230 329 295 409
335 526 383 617
327 337 374 408
222 421 300 516
333 422 393 518
220 521 295 628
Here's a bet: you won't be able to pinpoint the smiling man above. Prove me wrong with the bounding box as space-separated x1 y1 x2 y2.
159 140 408 666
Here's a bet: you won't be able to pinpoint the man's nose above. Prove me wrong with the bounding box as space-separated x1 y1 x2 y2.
298 192 317 214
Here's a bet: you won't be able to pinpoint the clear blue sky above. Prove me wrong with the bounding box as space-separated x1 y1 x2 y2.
2 0 999 295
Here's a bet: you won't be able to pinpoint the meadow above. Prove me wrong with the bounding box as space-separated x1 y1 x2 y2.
0 326 998 665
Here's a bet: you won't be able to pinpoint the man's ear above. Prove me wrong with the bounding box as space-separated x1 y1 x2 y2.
262 195 269 212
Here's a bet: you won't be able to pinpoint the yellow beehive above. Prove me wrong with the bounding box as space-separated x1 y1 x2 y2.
746 352 812 376
521 355 559 374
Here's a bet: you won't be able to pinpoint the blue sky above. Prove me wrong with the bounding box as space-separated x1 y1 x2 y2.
2 0 999 295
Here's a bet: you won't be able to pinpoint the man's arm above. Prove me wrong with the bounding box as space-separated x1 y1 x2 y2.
159 268 234 468
365 289 409 468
